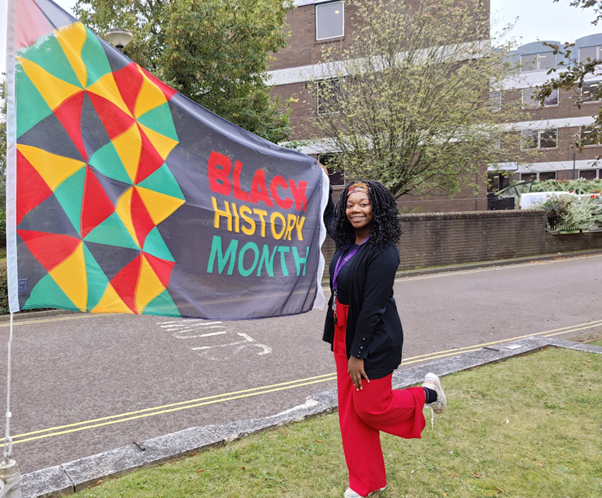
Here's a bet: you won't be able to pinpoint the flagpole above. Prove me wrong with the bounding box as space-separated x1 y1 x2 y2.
5 0 19 314
1 0 23 496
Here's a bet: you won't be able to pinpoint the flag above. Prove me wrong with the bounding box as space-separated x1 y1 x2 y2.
4 0 328 320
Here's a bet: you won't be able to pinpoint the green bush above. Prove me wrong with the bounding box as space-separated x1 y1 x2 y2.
0 257 8 315
530 178 602 194
534 194 602 233
0 206 5 248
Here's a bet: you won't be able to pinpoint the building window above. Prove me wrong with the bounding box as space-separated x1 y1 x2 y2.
318 153 345 185
579 170 597 180
581 126 601 146
521 87 559 108
316 78 342 115
489 90 502 112
521 129 558 150
579 45 602 62
520 52 557 72
521 173 537 182
316 1 344 41
539 171 556 181
582 81 602 102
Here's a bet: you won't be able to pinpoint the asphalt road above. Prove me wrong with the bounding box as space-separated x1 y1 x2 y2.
1 253 601 473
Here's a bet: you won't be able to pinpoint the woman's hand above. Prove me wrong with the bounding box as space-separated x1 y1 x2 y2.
348 356 370 391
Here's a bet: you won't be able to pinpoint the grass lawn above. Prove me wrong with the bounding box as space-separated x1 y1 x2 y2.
76 346 602 498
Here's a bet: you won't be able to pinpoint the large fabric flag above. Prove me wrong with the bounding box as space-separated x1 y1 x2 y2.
5 0 328 319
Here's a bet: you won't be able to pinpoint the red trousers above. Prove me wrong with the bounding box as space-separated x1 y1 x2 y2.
334 301 426 497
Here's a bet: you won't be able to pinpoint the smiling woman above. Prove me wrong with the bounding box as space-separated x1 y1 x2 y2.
321 175 447 498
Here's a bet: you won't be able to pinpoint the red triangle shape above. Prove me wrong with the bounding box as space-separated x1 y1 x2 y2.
143 253 175 288
87 92 135 140
80 167 116 238
18 230 81 272
110 254 142 313
16 149 53 225
53 92 87 161
131 187 156 248
140 66 178 100
134 125 165 184
112 63 144 116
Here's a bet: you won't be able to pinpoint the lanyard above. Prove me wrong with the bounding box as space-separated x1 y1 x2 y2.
332 235 369 293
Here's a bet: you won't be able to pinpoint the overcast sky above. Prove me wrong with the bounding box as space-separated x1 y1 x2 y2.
0 0 599 74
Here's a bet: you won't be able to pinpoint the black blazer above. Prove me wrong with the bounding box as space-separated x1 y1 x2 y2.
322 193 404 379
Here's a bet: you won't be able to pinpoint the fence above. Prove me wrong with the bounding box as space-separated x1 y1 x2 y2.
320 209 602 279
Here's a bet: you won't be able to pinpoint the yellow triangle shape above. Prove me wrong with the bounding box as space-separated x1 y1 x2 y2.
17 144 86 191
17 57 83 110
56 22 88 88
111 124 142 183
49 242 87 312
136 255 166 314
138 123 179 161
115 187 140 248
86 72 132 117
92 283 134 314
135 186 186 225
134 67 167 118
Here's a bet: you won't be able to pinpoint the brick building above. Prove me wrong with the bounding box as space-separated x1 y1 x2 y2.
490 36 602 191
264 2 602 211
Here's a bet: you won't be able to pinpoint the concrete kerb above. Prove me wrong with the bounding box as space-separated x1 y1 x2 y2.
20 336 602 498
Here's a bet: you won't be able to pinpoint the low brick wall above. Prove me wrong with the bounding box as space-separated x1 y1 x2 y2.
321 210 602 278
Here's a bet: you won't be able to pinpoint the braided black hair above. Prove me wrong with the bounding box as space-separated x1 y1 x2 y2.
332 180 402 249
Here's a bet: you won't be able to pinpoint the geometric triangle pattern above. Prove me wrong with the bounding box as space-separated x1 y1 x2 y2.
15 21 184 316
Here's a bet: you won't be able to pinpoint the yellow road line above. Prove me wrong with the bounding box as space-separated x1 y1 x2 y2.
13 373 338 439
0 314 104 328
10 319 601 446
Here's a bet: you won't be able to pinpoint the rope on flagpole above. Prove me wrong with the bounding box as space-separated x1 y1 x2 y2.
3 313 14 461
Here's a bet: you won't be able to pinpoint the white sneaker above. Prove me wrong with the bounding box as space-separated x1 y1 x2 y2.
422 373 447 414
344 486 387 498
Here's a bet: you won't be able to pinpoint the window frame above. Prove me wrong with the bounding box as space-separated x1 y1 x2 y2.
521 87 559 108
580 125 602 147
581 81 602 103
538 171 557 181
579 45 601 63
520 128 558 150
520 52 557 72
316 78 343 116
315 1 345 42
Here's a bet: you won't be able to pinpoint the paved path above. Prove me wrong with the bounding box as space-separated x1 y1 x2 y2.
1 253 601 473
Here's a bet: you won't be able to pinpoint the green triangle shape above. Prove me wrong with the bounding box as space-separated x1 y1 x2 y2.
53 167 86 237
88 143 133 185
143 227 175 262
20 35 82 88
81 28 113 87
137 163 185 201
83 244 110 311
137 102 179 142
84 211 140 250
142 289 181 317
23 273 79 312
16 67 54 138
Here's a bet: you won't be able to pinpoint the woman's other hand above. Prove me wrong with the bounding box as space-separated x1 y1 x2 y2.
348 356 370 391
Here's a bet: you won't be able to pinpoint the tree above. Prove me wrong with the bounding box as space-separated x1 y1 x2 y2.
307 0 524 199
535 1 602 148
74 0 294 143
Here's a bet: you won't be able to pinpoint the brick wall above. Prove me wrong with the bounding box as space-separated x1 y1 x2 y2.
320 209 602 278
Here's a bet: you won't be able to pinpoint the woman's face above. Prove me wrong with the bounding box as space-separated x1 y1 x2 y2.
346 191 373 231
